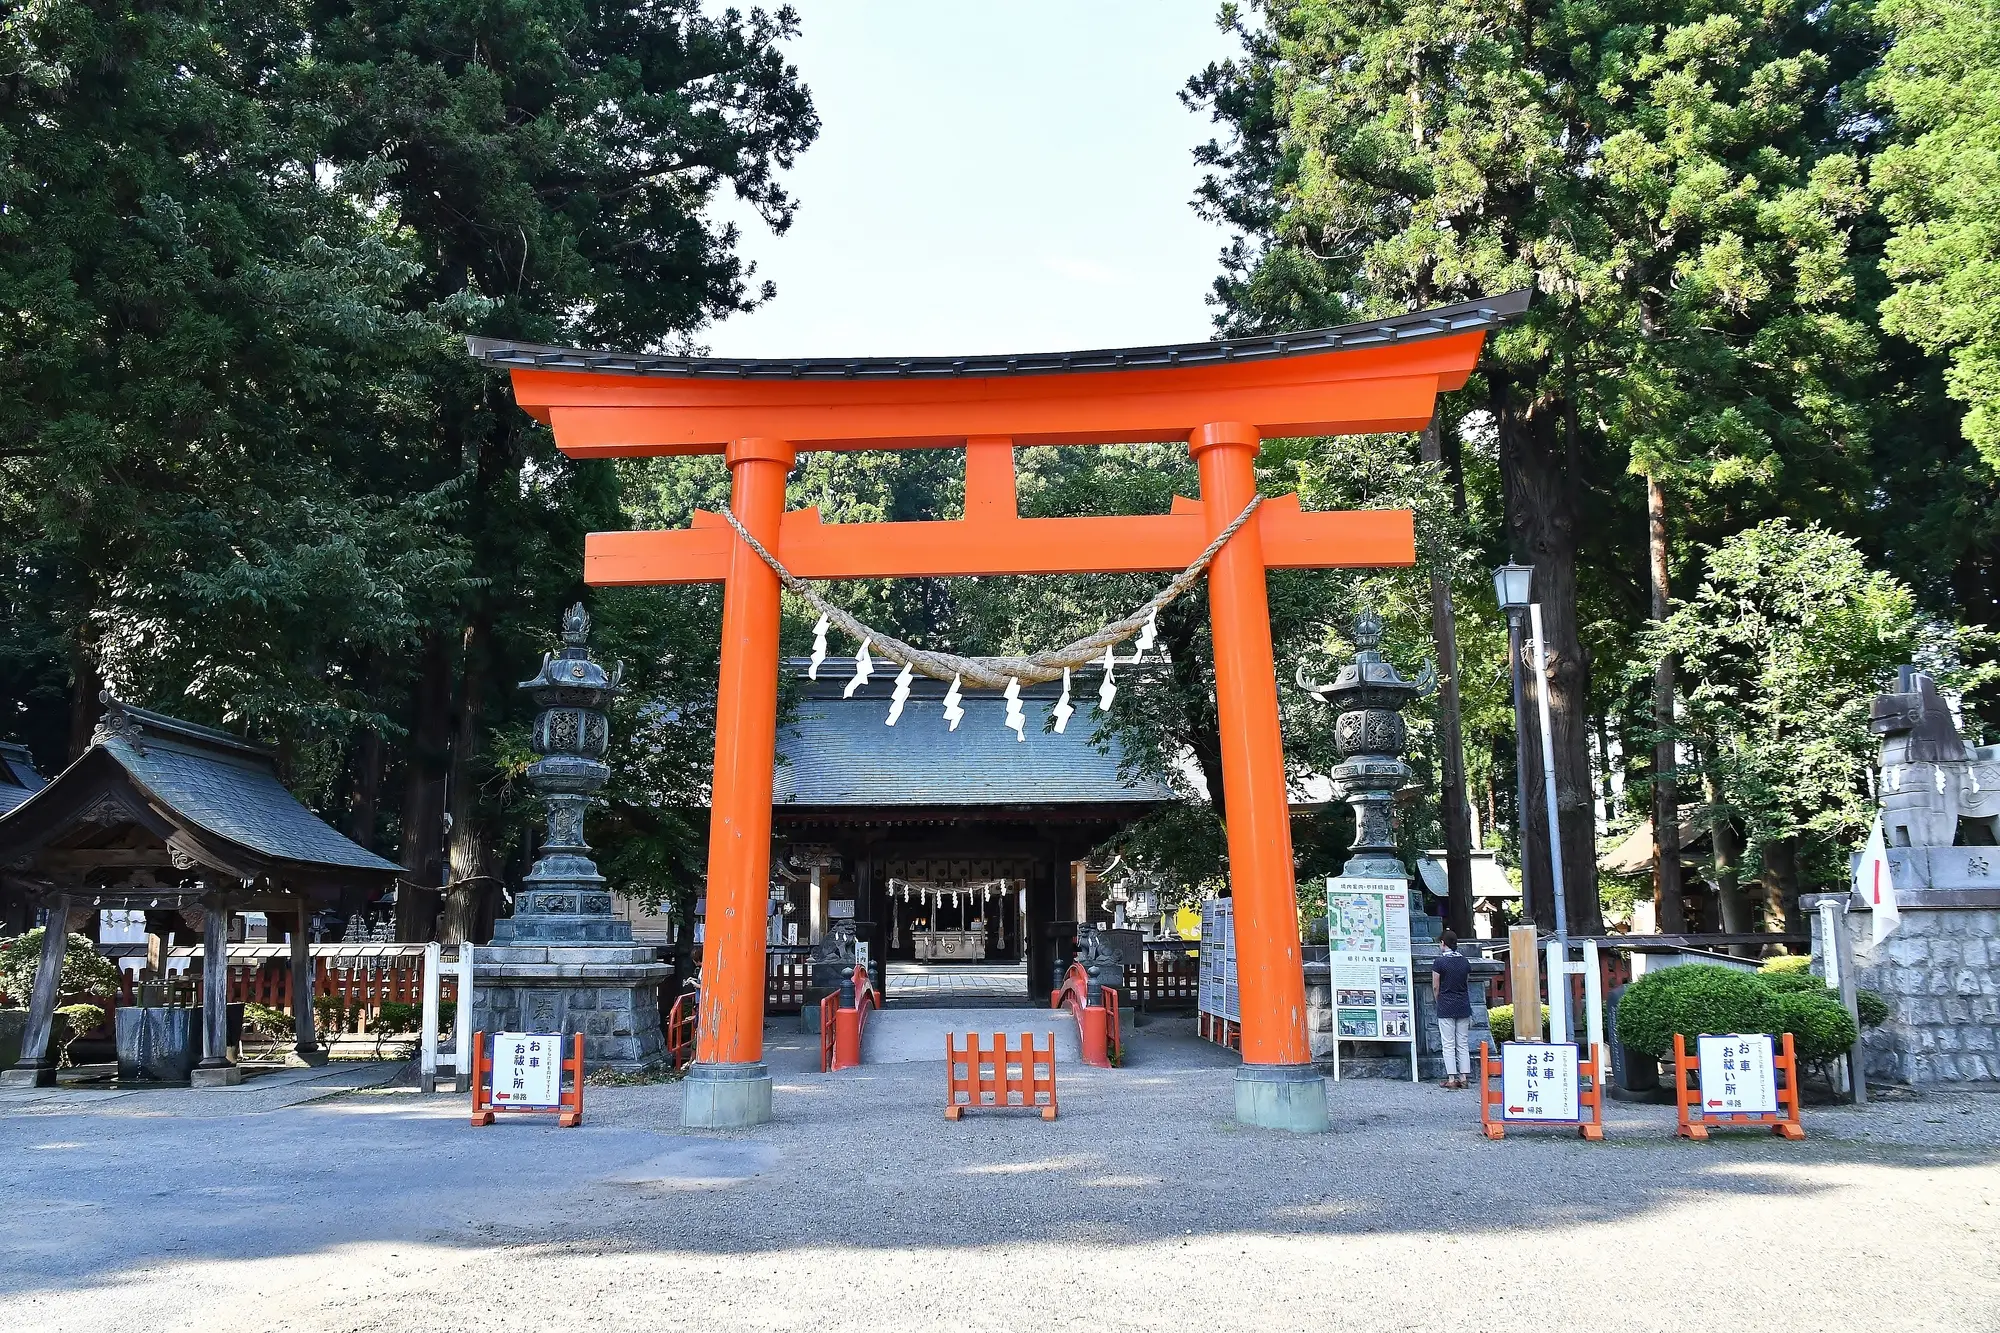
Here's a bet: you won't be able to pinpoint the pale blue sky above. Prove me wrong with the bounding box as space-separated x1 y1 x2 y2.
704 2 1243 359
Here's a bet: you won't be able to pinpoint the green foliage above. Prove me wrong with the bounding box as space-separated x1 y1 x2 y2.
1641 521 1993 897
1756 966 1889 1027
314 994 352 1036
0 930 122 1007
53 1002 105 1067
370 1000 421 1057
242 1002 294 1052
1487 1004 1549 1046
1874 0 2000 466
1774 988 1861 1063
1760 955 1815 975
1616 965 1782 1059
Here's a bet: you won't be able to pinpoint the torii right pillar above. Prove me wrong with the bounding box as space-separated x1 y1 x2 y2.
1193 421 1325 1128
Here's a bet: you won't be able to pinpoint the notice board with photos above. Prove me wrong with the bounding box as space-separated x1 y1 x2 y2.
1325 877 1418 1081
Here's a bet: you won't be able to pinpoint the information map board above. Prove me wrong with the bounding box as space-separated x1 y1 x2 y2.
1325 877 1417 1081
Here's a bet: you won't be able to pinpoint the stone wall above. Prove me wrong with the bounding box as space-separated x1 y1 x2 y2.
1809 900 2000 1085
471 945 667 1071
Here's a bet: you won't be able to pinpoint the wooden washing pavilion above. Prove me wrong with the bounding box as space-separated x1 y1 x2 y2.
0 699 402 1086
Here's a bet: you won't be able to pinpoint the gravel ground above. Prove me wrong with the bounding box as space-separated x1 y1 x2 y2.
2 1015 1996 1333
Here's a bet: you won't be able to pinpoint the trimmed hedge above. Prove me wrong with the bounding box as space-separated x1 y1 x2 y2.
1759 955 1814 976
1487 1004 1550 1045
1615 965 1781 1059
1616 962 1881 1061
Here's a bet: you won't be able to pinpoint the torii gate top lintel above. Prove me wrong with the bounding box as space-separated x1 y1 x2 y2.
468 290 1527 456
473 290 1524 1129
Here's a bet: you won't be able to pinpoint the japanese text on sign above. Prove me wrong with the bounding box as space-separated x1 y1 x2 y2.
1501 1042 1580 1121
491 1032 562 1108
1697 1033 1777 1116
1325 878 1415 1043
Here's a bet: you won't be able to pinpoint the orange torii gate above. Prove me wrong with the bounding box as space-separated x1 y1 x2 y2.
471 289 1525 1131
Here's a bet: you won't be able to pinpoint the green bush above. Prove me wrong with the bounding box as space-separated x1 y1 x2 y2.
53 1002 105 1068
370 1000 420 1057
314 993 351 1035
242 1002 293 1054
1755 967 1889 1026
1774 989 1860 1063
1616 965 1782 1059
1487 1004 1550 1045
0 930 123 1006
1759 954 1814 975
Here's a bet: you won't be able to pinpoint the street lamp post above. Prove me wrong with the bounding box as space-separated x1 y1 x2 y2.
1492 564 1538 926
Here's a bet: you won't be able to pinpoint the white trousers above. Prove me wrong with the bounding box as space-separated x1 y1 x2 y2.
1437 1016 1471 1078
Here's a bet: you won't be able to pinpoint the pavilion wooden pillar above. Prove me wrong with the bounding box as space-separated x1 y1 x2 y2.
291 898 325 1066
1192 422 1327 1132
0 893 72 1087
193 892 242 1087
683 436 793 1128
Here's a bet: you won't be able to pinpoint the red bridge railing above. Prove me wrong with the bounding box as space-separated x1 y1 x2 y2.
1053 962 1119 1068
823 964 879 1072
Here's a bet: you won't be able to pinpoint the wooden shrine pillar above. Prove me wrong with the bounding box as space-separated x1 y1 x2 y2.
193 892 242 1087
1191 422 1326 1132
291 898 325 1066
683 436 793 1128
0 893 72 1087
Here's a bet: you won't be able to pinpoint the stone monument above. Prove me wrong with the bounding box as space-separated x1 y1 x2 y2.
1806 665 2000 1084
1298 610 1498 1077
469 604 670 1070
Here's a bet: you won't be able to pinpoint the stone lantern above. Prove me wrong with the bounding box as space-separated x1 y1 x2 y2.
470 604 670 1070
1300 609 1435 885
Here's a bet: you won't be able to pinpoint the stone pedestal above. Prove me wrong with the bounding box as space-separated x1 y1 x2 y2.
471 946 669 1071
1809 891 2000 1085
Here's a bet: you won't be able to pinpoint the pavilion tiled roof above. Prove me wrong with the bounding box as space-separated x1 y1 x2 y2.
465 290 1531 382
0 701 402 876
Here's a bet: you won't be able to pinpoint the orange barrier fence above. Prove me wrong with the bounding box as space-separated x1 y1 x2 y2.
1052 962 1119 1068
469 1031 584 1129
828 964 878 1072
946 1032 1057 1120
665 990 699 1070
1673 1033 1806 1140
1477 1041 1606 1141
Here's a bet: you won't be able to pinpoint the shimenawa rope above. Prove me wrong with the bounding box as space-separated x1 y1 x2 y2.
717 496 1264 690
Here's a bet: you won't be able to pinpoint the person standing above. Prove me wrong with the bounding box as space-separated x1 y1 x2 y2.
1432 929 1473 1088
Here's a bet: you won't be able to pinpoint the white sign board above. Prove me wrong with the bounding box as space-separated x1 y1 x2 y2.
1501 1041 1580 1121
491 1033 562 1108
1325 878 1417 1080
1698 1033 1777 1116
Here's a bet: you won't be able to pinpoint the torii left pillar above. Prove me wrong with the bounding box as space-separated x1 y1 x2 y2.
681 436 792 1128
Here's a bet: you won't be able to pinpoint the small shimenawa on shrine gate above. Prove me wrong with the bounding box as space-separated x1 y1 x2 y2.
470 288 1527 1132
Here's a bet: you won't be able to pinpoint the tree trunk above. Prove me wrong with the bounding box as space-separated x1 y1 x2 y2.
1703 768 1754 945
1495 372 1603 936
1648 474 1687 933
1419 419 1475 937
1759 835 1804 935
1158 599 1227 830
66 625 103 762
395 630 452 943
439 616 495 947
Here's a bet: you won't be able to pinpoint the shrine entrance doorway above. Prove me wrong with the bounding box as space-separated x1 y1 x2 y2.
473 289 1524 1131
769 659 1174 1002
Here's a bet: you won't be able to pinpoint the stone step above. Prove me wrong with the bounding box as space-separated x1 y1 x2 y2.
859 1007 1083 1065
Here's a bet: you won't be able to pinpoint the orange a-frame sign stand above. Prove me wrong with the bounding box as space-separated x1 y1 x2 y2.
473 292 1525 1132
